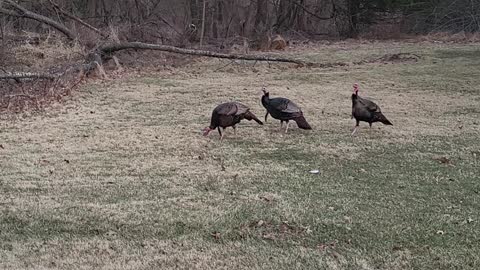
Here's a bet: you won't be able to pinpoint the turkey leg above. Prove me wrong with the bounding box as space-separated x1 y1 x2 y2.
218 127 224 140
351 120 360 136
351 126 359 136
285 121 290 133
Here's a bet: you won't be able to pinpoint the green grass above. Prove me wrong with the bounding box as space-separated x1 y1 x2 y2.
1 41 480 269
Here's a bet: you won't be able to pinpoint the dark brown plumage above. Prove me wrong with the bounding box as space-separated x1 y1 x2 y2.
351 83 392 135
261 88 312 133
203 102 263 140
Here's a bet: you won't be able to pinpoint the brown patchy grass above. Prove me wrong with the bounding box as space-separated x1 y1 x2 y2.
1 41 480 269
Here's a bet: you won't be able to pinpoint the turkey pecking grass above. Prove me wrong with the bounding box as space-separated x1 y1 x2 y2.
203 101 263 140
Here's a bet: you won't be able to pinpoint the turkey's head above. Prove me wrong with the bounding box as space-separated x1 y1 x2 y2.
202 127 213 136
353 83 359 95
261 87 269 97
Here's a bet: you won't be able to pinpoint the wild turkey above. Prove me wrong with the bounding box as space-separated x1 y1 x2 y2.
261 87 312 133
351 83 392 135
203 102 263 140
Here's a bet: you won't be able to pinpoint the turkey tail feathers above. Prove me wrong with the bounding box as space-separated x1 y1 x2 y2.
376 113 393 125
382 119 393 125
294 115 312 130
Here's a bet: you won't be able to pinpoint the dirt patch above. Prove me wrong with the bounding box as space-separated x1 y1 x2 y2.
310 52 422 68
377 52 421 62
353 52 421 65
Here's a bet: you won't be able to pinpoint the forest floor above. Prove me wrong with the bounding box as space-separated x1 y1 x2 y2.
1 41 479 269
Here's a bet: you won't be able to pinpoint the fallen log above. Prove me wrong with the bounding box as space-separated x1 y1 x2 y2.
0 72 58 81
98 42 310 66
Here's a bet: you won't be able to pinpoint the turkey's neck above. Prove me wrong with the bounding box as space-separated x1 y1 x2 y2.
209 117 217 129
261 95 270 107
351 92 359 107
209 119 217 129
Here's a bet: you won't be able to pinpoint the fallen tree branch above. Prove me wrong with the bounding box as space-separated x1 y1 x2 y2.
99 42 310 65
0 72 58 81
1 0 76 40
47 0 107 38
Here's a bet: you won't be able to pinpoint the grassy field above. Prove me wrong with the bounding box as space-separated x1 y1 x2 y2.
1 41 479 269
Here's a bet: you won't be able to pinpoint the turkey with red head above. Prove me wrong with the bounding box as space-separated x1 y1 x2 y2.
203 102 263 140
351 83 392 136
261 87 312 133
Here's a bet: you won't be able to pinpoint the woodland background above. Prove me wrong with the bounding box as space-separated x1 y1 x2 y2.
2 0 480 47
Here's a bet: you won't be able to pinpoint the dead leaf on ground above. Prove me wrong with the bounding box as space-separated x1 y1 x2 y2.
259 195 274 202
37 159 50 166
279 221 294 234
211 231 221 239
432 156 453 165
317 241 337 251
344 216 352 223
262 233 275 240
105 230 117 237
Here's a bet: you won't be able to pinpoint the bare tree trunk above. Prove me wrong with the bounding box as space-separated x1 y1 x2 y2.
189 0 200 28
199 0 206 46
346 0 360 37
275 0 294 31
0 1 5 44
254 0 269 35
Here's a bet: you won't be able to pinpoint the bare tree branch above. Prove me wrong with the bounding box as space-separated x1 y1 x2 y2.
47 0 107 38
1 0 76 40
